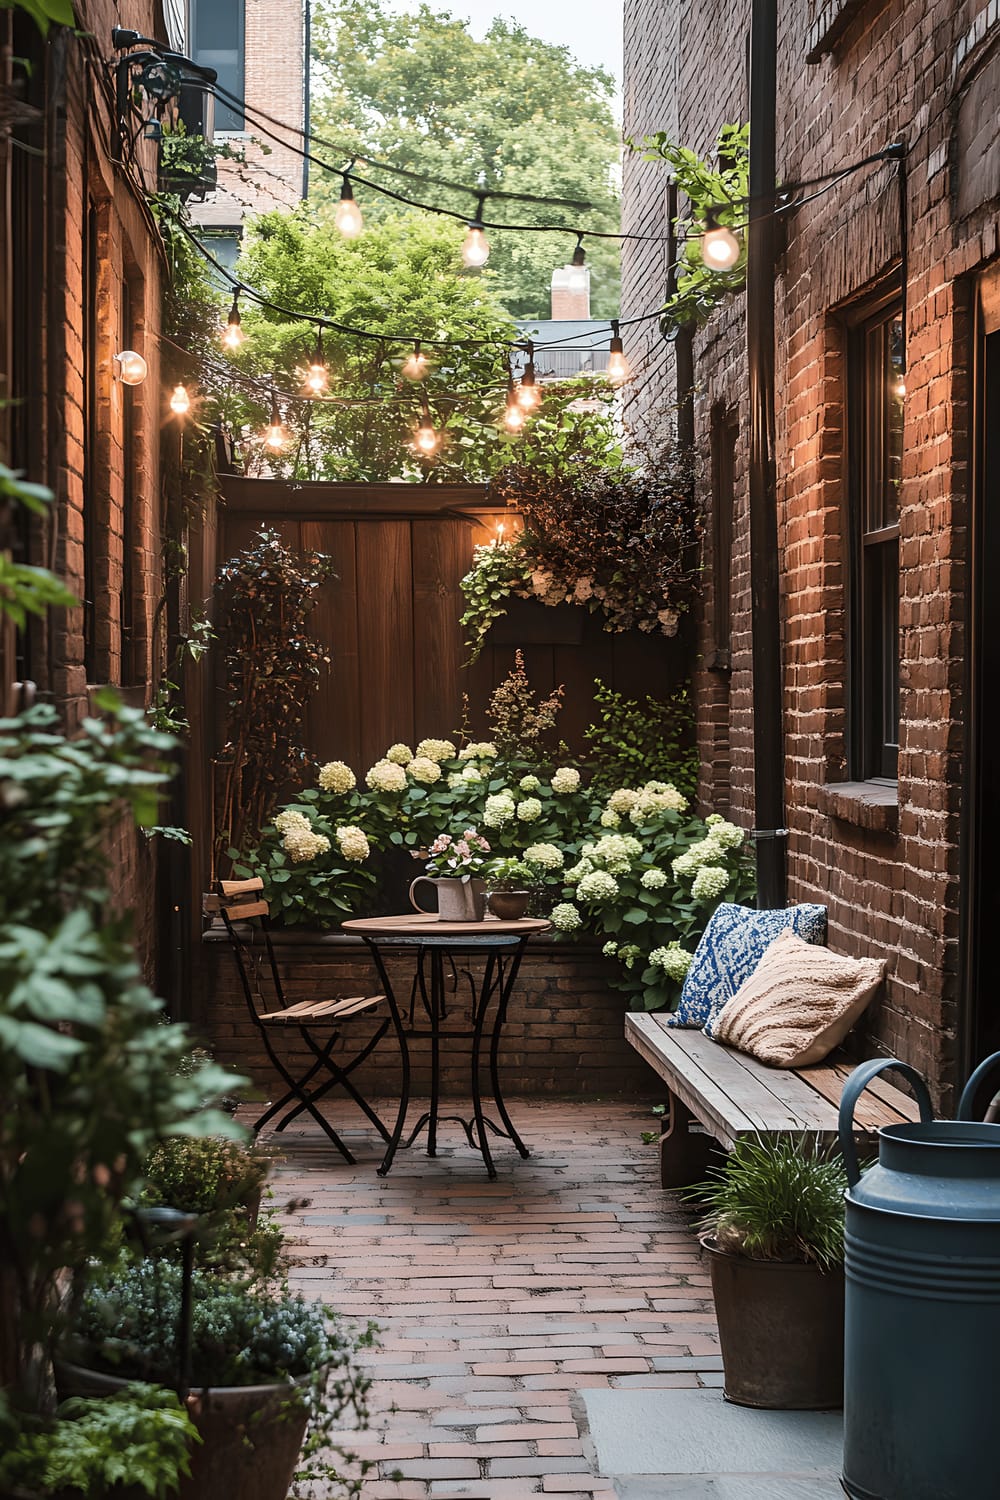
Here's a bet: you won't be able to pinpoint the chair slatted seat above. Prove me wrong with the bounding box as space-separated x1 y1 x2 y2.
217 877 393 1164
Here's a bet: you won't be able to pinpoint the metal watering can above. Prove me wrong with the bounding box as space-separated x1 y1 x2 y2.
838 1052 1000 1500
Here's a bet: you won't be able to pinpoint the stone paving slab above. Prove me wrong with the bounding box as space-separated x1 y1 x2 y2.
257 1098 833 1497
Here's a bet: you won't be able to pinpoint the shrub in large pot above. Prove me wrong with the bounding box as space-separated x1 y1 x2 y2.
689 1136 847 1410
60 1261 373 1500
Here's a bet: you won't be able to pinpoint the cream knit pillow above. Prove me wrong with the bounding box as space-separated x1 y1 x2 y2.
710 927 884 1068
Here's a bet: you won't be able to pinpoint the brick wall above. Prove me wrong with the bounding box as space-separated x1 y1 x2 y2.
200 933 663 1100
2 1 170 973
622 0 995 1101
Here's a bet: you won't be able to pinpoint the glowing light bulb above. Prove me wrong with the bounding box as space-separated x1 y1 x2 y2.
265 395 286 450
169 384 190 415
114 350 147 385
462 225 490 268
504 382 525 431
516 365 540 411
223 296 244 349
335 178 363 239
462 194 490 268
495 521 506 545
892 375 906 401
606 321 629 387
304 333 328 394
402 341 428 381
414 413 439 456
701 219 741 271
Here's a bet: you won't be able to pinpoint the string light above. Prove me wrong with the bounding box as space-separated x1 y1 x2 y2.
304 331 328 394
461 194 490 268
516 343 541 411
700 212 742 271
264 392 286 449
413 393 440 456
401 340 428 381
114 350 147 385
169 383 190 415
223 294 244 349
606 321 629 386
503 376 525 432
335 176 364 239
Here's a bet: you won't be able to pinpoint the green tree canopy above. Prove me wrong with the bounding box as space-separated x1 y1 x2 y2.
309 0 622 318
166 207 618 482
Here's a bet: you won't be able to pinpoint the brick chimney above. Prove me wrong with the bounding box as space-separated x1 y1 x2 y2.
550 263 591 319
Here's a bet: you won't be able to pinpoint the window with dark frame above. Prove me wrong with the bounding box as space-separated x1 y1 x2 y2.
190 0 245 132
83 200 99 685
120 275 138 687
845 298 903 781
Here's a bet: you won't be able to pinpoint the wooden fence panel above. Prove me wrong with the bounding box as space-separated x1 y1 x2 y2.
356 520 415 768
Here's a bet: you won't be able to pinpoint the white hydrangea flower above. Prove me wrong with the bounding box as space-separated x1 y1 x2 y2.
336 824 370 861
385 743 413 765
641 867 669 890
573 575 594 601
589 832 643 874
317 760 356 794
461 765 483 784
671 849 700 878
551 766 581 794
550 901 582 932
459 741 498 760
282 827 331 863
658 608 680 636
620 943 642 970
600 808 621 828
415 738 457 763
691 864 732 902
607 787 639 816
365 759 408 794
273 809 310 835
649 943 694 981
602 940 619 957
483 793 516 828
407 755 443 784
447 772 465 789
564 858 594 885
517 797 542 822
577 868 620 902
524 842 564 871
519 774 541 792
704 818 745 850
705 813 723 826
629 784 689 824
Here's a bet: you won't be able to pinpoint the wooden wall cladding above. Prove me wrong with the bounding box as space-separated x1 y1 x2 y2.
216 478 685 775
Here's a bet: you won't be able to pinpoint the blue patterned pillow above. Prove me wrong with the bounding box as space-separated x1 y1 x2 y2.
665 903 827 1033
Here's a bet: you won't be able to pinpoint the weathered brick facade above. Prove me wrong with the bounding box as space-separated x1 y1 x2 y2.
1 1 171 972
622 0 1000 1101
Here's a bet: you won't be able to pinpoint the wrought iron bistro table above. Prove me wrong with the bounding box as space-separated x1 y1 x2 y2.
342 913 551 1179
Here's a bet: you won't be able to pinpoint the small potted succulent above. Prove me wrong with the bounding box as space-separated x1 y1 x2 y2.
485 857 535 921
687 1136 847 1410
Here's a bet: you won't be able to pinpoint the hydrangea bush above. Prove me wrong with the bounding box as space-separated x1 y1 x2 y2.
235 742 755 1011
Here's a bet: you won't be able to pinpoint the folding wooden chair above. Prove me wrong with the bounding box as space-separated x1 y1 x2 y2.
216 878 393 1164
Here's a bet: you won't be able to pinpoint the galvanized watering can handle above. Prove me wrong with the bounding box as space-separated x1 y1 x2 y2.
956 1051 1000 1120
839 1058 934 1187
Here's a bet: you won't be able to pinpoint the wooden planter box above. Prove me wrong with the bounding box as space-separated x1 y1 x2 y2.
198 927 662 1100
488 597 587 647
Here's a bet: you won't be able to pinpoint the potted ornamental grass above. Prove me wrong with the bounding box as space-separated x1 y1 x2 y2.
688 1136 847 1410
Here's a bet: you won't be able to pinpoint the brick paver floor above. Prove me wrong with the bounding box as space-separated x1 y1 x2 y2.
259 1097 722 1498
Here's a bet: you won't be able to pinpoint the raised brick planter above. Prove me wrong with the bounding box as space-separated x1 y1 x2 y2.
200 927 663 1099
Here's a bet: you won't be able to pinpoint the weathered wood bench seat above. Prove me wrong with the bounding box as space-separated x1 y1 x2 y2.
625 1014 921 1187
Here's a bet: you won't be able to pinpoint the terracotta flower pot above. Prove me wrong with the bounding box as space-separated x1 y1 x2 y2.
54 1360 309 1500
702 1236 845 1409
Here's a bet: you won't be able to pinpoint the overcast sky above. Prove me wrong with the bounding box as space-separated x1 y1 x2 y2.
392 0 624 99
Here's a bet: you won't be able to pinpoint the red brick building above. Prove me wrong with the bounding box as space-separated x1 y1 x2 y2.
1 0 175 968
622 0 1000 1102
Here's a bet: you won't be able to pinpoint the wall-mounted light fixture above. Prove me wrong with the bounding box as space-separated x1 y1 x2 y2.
114 350 148 385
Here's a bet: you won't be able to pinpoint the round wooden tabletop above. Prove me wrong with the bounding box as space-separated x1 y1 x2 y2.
343 913 552 939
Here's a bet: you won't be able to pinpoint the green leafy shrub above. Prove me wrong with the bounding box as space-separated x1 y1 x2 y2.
582 679 699 800
687 1137 848 1270
141 1137 269 1217
72 1261 355 1388
0 1384 198 1499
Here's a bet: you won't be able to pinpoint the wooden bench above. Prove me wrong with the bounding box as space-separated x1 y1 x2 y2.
625 1014 921 1187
